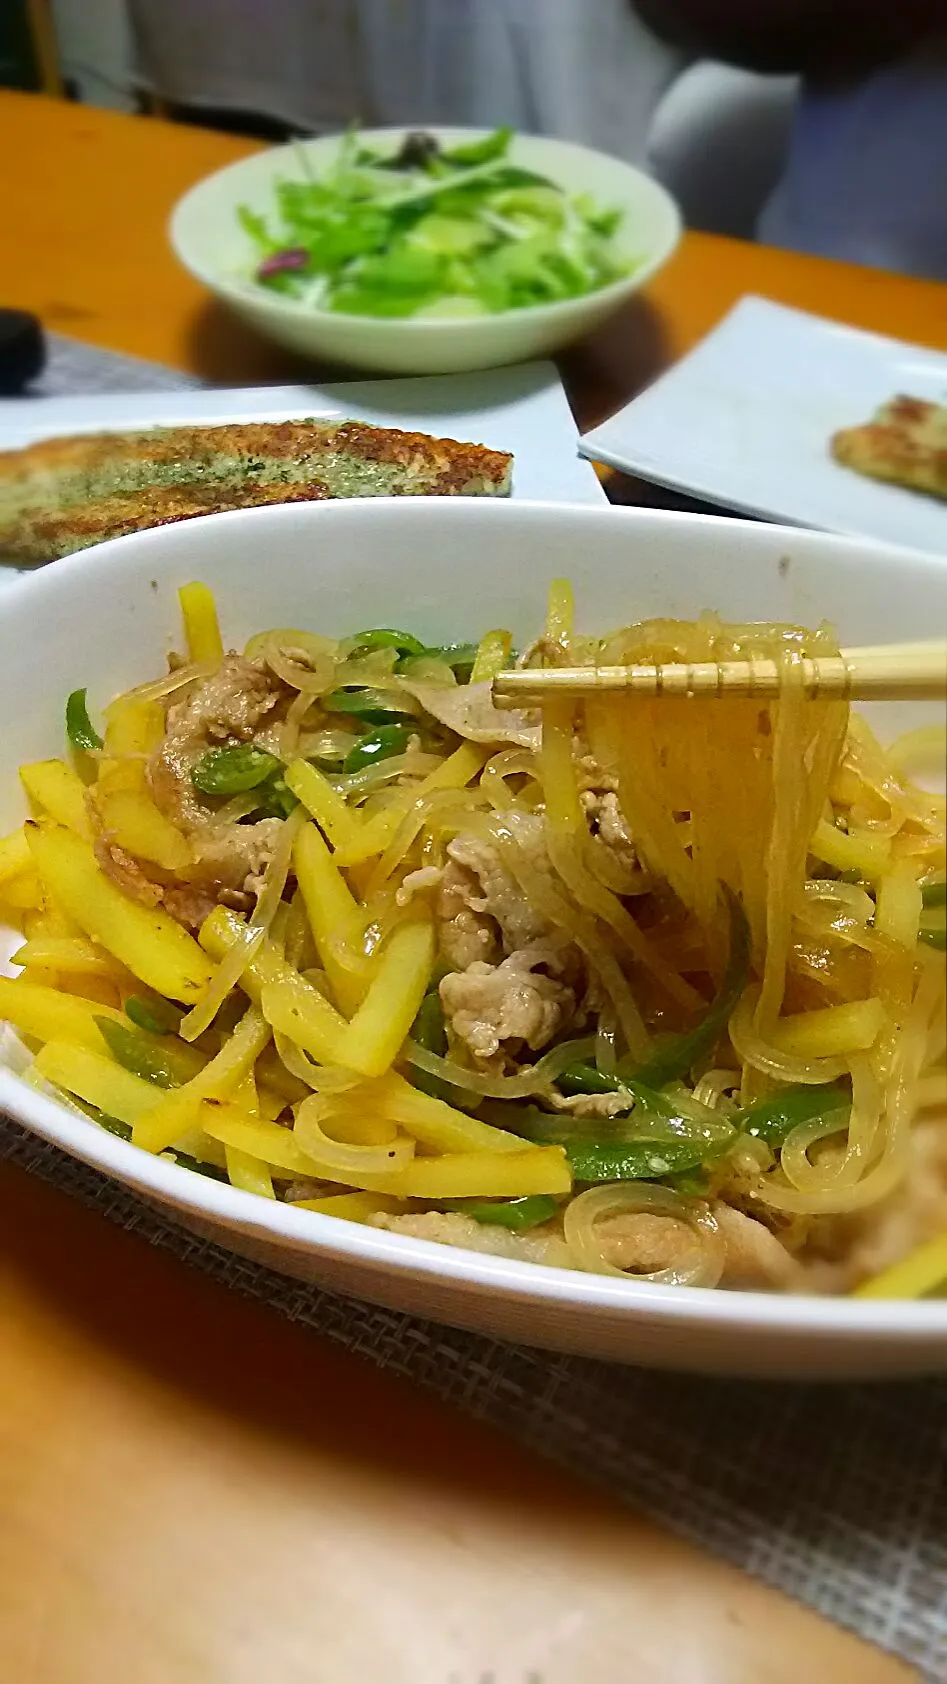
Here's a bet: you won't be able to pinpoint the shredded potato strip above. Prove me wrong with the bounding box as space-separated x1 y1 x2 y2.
293 821 368 1014
224 1073 275 1199
131 1003 272 1154
179 582 224 667
27 825 213 1004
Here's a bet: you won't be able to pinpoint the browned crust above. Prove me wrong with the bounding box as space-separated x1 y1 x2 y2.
830 394 947 502
317 420 514 492
0 417 514 563
6 478 331 564
0 419 513 490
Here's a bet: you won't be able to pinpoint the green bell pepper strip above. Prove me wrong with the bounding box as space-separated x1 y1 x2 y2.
733 1081 851 1147
125 994 184 1037
630 887 751 1090
557 1063 627 1098
409 988 467 1108
191 744 282 796
566 1138 707 1183
95 1017 184 1089
425 642 480 679
253 771 299 820
346 629 427 660
343 723 414 774
412 991 448 1057
922 880 946 907
90 1106 226 1178
65 688 103 752
323 688 416 725
920 927 946 950
442 1194 559 1231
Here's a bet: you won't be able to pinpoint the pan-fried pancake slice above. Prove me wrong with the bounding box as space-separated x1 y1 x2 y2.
831 395 947 502
0 418 513 563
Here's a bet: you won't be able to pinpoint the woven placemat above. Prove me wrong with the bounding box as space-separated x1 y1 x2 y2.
2 334 945 1679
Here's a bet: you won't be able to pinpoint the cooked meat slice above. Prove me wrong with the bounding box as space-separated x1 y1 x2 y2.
446 833 549 952
440 942 575 1063
436 859 501 970
589 1203 796 1287
395 864 445 907
150 654 283 831
0 480 330 566
0 418 513 563
576 752 618 794
93 838 164 909
596 1212 697 1276
374 1201 801 1285
185 818 283 901
581 790 639 874
396 678 540 748
371 1210 571 1267
830 395 947 502
711 1203 802 1290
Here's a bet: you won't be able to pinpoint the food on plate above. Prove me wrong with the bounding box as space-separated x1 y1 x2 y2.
1 580 944 1296
830 395 947 501
239 126 632 318
0 420 513 564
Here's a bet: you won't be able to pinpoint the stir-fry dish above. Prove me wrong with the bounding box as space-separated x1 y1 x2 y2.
239 126 632 317
1 582 945 1296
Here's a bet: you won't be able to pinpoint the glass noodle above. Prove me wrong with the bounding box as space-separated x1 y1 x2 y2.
10 579 944 1299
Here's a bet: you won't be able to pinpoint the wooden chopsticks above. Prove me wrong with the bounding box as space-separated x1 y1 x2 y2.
491 640 947 708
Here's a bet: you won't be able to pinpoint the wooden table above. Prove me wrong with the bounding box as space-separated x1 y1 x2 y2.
2 89 942 1683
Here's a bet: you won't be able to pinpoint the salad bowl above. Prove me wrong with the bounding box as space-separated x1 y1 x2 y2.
170 127 681 373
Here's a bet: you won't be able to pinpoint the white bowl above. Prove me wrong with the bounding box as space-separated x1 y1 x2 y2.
2 499 945 1378
170 127 681 374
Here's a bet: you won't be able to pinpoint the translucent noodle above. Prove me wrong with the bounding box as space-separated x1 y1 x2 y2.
563 1184 725 1285
366 787 486 894
729 988 848 1084
540 696 700 1010
480 749 539 812
332 751 443 802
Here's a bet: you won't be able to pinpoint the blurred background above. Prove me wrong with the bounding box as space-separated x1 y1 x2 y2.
8 1 947 278
7 0 796 245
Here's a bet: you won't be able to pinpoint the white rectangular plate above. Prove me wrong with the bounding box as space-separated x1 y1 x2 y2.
580 297 947 553
0 359 604 583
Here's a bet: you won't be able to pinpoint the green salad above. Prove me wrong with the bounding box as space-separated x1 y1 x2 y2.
238 126 633 318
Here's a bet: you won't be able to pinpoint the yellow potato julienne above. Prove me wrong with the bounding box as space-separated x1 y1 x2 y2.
0 976 128 1051
12 935 128 980
292 821 367 1014
2 576 943 1300
26 825 214 1004
93 787 192 872
20 760 92 839
179 580 225 666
